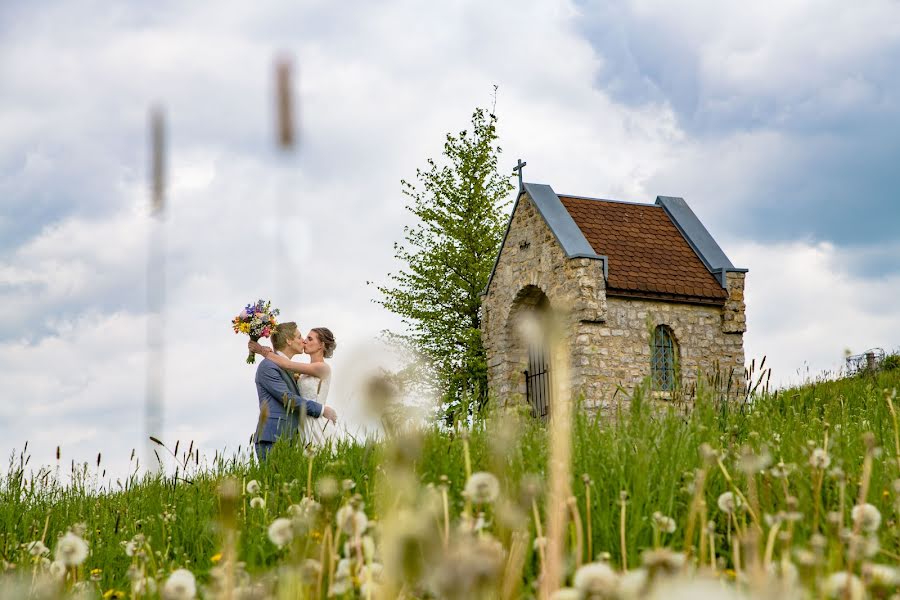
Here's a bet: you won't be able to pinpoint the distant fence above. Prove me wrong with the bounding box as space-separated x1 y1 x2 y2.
845 348 885 374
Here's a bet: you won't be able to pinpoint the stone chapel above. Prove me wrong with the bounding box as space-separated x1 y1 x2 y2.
481 182 748 416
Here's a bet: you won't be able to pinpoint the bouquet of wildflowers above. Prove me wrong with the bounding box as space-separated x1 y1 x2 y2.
232 299 280 364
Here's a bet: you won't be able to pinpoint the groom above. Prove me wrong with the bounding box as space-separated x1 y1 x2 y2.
254 321 337 460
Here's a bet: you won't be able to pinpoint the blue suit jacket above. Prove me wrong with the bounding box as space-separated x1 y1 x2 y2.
254 357 323 444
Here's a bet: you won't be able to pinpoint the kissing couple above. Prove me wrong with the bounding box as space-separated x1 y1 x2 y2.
248 322 338 461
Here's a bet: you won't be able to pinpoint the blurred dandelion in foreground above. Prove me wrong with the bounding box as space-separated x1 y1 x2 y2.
572 561 619 598
266 518 293 548
464 471 500 504
25 541 49 557
48 560 66 579
335 504 368 536
851 503 882 533
652 511 676 534
823 571 864 600
315 476 339 499
162 568 196 600
862 563 900 588
717 492 741 514
810 448 831 469
54 532 89 566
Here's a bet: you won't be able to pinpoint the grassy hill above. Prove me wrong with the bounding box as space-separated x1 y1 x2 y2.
2 366 899 598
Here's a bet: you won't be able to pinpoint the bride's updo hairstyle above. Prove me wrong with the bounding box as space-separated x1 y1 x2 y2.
271 322 298 351
310 327 336 358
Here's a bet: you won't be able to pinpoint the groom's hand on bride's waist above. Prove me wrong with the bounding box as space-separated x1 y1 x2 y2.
322 406 337 424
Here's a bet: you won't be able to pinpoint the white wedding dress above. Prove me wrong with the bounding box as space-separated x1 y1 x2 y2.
298 372 332 447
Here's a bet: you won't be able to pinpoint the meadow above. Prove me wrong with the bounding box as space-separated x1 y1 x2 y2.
2 365 900 599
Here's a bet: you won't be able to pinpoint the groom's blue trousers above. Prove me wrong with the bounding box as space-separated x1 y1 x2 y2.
255 442 274 462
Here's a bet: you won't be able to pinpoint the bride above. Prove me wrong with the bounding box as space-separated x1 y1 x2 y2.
249 327 336 447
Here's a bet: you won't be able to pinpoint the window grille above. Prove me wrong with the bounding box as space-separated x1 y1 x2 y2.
651 326 677 391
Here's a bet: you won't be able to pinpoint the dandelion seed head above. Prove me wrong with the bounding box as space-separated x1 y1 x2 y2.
550 588 581 600
316 476 339 499
851 503 882 533
769 461 795 479
739 445 772 474
25 541 50 557
245 480 260 495
132 577 157 596
162 568 196 600
464 472 500 504
49 560 66 579
717 492 741 514
54 532 89 567
641 549 686 576
249 496 265 509
335 505 368 536
810 448 831 469
652 512 676 534
823 572 864 600
863 563 900 587
573 561 619 598
267 518 294 548
617 568 648 600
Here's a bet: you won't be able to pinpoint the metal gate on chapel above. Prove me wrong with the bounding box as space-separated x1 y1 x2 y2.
525 342 551 420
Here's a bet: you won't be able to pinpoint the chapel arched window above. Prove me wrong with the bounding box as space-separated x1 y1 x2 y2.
651 325 678 392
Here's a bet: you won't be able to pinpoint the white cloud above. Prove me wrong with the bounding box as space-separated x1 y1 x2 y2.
735 240 900 387
1 0 898 480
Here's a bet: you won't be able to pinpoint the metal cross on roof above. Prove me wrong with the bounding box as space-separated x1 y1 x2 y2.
513 158 527 194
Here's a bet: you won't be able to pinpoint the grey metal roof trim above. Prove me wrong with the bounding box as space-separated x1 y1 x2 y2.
482 183 607 296
655 195 748 288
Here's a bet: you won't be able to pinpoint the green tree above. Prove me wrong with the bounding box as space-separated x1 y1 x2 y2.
376 107 513 421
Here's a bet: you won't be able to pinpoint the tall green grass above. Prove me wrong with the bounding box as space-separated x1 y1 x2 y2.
2 368 899 596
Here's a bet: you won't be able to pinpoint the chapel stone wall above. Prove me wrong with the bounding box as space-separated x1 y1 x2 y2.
482 195 605 405
572 298 746 411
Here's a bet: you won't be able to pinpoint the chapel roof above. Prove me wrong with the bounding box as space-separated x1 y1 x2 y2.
484 183 747 305
558 196 728 303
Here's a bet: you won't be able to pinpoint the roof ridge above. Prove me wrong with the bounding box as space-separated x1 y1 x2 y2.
557 194 659 208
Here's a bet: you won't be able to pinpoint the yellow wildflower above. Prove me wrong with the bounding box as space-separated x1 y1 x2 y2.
211 553 222 563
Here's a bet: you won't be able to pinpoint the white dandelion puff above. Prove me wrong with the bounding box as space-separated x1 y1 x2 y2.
132 576 157 596
652 512 676 534
550 588 582 600
245 480 260 494
49 560 66 579
717 492 741 515
335 505 368 535
54 532 89 566
617 569 648 599
851 503 881 533
863 563 900 587
464 471 501 504
810 448 831 469
25 541 50 557
573 562 619 597
162 568 196 600
249 496 265 509
824 572 864 600
267 518 294 548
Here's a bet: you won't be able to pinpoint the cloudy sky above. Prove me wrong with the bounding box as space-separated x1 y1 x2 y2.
2 0 899 481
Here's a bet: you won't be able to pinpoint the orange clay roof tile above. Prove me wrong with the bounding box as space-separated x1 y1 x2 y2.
558 197 728 304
